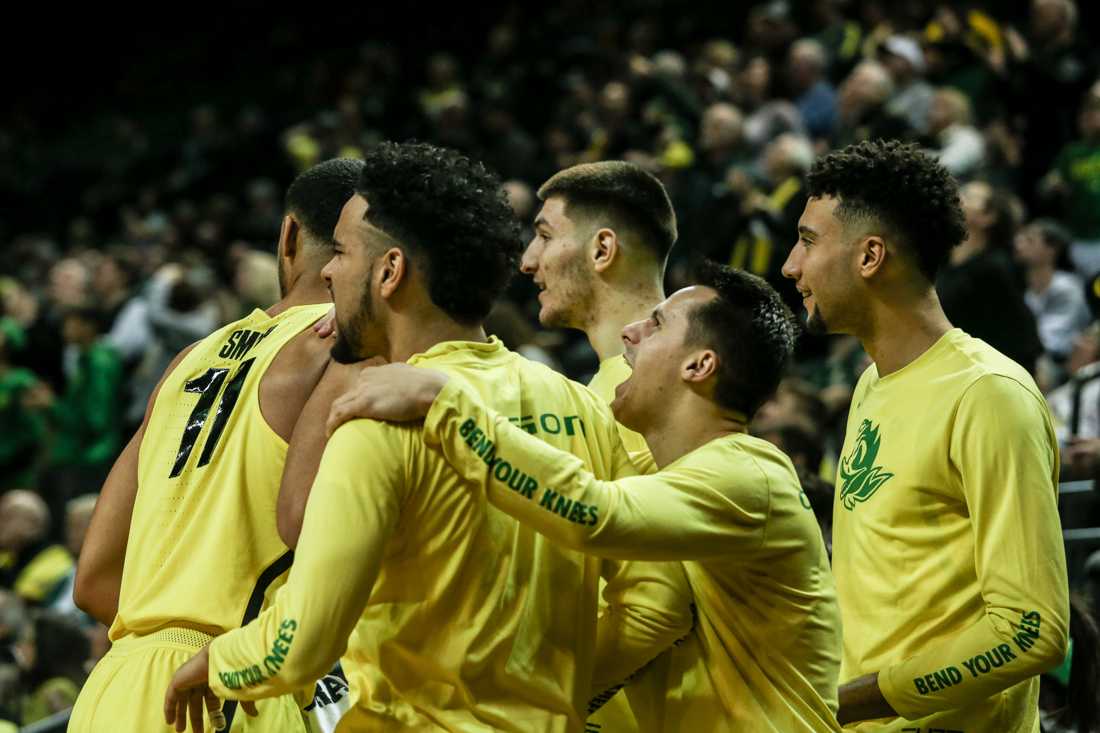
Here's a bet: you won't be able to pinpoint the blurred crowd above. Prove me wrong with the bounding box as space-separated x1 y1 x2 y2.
3 0 1100 728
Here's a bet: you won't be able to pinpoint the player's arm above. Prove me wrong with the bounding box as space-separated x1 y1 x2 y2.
423 377 768 560
168 420 407 708
840 376 1070 724
73 343 197 626
590 434 694 705
276 359 359 548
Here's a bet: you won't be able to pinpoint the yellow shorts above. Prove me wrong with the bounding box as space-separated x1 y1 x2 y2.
69 627 309 733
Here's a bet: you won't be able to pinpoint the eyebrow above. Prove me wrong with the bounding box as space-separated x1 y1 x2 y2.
651 306 664 322
797 225 819 238
533 215 551 231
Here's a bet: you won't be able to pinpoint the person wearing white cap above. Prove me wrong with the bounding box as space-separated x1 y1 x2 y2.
880 34 934 135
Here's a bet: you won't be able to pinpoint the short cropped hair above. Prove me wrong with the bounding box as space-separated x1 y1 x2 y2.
285 158 365 247
807 140 967 281
356 142 522 325
684 261 799 417
537 161 678 265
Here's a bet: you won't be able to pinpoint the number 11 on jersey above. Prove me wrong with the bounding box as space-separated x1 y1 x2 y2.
170 358 256 478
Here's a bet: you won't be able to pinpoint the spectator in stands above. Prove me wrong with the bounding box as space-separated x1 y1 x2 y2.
926 87 986 179
1039 594 1100 733
1015 218 1092 363
32 306 122 512
0 322 46 491
0 492 72 605
833 60 910 148
737 55 805 154
45 494 97 619
787 39 837 141
91 248 150 371
726 133 813 290
19 612 89 724
1046 322 1100 479
879 34 934 135
1043 89 1100 276
937 181 1043 374
0 590 28 727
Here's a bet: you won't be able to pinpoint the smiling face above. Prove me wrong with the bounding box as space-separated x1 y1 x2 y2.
611 286 716 433
323 194 385 363
782 195 862 335
521 196 595 328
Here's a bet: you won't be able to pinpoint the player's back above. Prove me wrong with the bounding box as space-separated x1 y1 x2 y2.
338 338 632 732
112 303 331 639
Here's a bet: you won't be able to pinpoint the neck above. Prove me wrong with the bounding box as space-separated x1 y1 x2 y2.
585 279 664 362
951 233 986 265
642 395 746 469
1027 263 1055 293
387 315 488 364
857 288 953 377
267 274 331 316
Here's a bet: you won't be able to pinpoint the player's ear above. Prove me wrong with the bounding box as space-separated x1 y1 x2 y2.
592 228 620 274
378 246 407 298
857 234 887 279
278 215 300 263
681 348 718 384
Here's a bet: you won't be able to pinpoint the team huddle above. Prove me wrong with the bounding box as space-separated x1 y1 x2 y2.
67 139 1068 732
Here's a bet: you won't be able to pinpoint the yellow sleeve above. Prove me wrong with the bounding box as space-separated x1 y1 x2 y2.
593 559 693 703
879 375 1069 719
423 380 767 562
208 420 408 700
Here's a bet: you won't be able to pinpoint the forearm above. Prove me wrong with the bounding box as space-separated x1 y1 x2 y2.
424 381 751 560
593 560 694 695
876 607 1067 719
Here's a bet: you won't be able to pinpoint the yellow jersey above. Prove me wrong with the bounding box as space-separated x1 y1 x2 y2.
111 304 331 640
587 357 655 475
419 380 843 732
208 338 692 732
834 329 1069 731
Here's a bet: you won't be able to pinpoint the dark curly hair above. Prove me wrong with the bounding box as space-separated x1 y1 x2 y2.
285 157 365 247
356 142 522 324
807 140 967 281
684 261 799 417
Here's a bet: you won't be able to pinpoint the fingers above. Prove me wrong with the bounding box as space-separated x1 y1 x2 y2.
242 700 259 717
175 695 188 732
204 689 226 730
314 308 336 338
189 691 205 733
327 394 355 438
164 684 179 727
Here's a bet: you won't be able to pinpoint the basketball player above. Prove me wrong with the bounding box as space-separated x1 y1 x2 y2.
781 140 1068 731
69 158 364 732
165 142 691 732
321 262 843 731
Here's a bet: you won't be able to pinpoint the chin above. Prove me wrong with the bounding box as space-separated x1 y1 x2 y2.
330 334 362 364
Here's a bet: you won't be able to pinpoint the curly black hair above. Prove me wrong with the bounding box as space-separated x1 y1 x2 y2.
285 157 365 247
684 261 799 417
807 140 967 281
356 141 522 324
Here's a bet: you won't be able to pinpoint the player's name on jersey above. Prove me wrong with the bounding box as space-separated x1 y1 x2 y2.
218 325 278 361
459 416 599 527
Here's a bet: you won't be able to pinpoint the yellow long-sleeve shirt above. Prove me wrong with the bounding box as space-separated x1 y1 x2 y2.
834 329 1069 732
207 339 692 732
421 379 843 732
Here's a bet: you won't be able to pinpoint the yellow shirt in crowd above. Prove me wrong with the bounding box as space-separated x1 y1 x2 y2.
208 339 692 732
421 378 843 732
112 304 331 640
834 329 1069 732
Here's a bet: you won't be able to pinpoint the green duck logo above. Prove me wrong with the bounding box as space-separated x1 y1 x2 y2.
839 419 894 510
